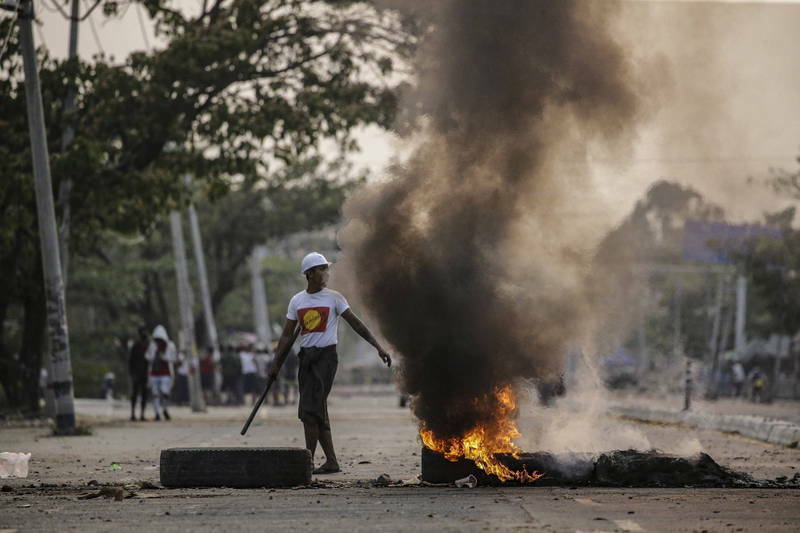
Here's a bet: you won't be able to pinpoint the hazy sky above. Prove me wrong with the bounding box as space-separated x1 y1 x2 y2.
28 0 800 229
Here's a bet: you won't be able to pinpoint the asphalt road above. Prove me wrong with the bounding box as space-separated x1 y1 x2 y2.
2 393 799 532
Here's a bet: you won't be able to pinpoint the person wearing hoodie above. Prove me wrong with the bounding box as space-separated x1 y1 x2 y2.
145 325 177 421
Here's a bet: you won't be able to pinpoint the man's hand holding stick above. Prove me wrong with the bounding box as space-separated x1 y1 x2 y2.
240 325 301 435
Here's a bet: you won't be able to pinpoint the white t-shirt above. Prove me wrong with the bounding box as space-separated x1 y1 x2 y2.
239 351 258 375
286 288 350 348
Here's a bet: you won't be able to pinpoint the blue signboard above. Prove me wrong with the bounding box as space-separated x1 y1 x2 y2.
682 220 780 265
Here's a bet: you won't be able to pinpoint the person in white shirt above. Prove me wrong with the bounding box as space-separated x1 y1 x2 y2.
145 325 176 421
269 252 391 474
239 344 259 405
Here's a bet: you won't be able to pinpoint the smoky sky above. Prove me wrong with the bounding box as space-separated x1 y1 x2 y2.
340 0 644 440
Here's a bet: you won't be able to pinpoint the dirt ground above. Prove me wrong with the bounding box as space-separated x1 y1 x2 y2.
1 393 799 532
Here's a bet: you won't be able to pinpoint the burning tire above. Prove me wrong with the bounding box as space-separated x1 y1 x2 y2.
420 446 594 486
421 447 753 488
160 447 312 488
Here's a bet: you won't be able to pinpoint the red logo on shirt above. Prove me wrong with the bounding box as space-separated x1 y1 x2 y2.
298 307 330 334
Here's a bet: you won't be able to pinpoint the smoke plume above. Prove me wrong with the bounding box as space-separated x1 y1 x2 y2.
340 1 646 441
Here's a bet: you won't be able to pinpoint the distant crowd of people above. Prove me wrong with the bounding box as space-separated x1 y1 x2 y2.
708 361 772 403
126 325 299 421
217 341 299 408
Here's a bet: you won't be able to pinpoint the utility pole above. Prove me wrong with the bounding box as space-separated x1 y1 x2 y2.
672 275 683 359
17 0 76 433
57 0 80 286
734 274 747 355
185 179 222 398
636 272 649 380
169 211 205 412
705 274 725 398
250 246 272 346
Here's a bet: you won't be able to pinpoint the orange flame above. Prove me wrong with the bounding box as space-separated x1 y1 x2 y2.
419 385 542 483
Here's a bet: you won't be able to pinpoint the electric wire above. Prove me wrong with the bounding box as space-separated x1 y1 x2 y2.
86 7 103 54
44 0 101 22
43 0 69 19
34 15 48 49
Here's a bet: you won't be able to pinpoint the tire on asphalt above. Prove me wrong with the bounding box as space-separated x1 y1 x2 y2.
160 447 312 488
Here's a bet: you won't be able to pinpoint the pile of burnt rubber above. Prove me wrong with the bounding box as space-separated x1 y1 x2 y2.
421 447 799 488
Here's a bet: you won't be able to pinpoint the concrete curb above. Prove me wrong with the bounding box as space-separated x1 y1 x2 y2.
612 405 800 447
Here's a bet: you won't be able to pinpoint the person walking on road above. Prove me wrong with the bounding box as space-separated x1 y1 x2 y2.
269 252 392 474
240 344 260 406
732 362 746 398
146 325 176 421
128 326 150 421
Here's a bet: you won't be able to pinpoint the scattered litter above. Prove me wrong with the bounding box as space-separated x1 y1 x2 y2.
110 463 122 471
17 503 31 508
374 474 393 487
0 452 31 479
358 461 372 464
454 474 478 488
78 487 128 501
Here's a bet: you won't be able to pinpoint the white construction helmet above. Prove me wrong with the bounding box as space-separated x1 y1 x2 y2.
300 252 331 274
152 325 169 341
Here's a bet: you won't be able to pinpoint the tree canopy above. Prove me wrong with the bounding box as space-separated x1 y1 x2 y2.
0 0 416 410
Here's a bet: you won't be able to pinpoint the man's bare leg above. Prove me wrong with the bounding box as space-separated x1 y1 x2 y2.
316 427 340 472
303 422 319 459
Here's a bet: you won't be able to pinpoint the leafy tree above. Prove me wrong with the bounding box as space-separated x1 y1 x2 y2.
592 180 727 370
0 1 416 411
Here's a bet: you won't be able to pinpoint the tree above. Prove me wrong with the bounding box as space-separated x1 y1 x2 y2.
592 180 727 373
0 1 416 411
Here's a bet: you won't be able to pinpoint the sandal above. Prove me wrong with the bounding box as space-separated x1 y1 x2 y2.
313 464 341 474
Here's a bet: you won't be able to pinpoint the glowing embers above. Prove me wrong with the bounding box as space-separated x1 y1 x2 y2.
419 385 542 483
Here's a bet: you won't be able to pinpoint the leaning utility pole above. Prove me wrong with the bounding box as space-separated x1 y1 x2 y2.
169 211 205 412
17 0 76 433
186 188 222 396
57 0 80 286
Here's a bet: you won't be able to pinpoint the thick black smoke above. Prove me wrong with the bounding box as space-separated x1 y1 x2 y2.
340 1 643 440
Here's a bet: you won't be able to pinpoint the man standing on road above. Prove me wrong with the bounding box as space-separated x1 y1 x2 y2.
128 326 150 421
732 362 746 398
146 325 176 421
269 252 392 474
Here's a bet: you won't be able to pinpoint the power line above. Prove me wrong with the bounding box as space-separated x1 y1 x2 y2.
43 0 102 22
86 7 103 54
34 14 47 49
42 0 68 18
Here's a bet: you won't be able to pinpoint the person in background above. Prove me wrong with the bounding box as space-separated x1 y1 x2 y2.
732 362 746 398
100 372 116 400
221 344 242 405
200 347 217 405
749 366 766 403
280 343 299 405
145 325 176 421
128 326 150 421
239 343 259 405
173 354 190 405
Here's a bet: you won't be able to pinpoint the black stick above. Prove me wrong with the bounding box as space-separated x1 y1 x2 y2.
240 326 300 435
